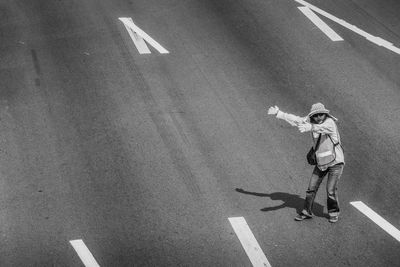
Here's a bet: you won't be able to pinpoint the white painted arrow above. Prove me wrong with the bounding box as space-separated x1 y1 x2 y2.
119 17 169 54
296 0 400 55
298 6 343 41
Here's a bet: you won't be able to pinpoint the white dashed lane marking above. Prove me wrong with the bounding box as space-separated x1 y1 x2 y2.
70 239 100 267
229 217 272 267
351 201 400 242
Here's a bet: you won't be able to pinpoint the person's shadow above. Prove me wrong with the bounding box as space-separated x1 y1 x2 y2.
235 188 327 218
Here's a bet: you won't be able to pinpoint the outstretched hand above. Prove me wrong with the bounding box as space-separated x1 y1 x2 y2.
267 105 279 115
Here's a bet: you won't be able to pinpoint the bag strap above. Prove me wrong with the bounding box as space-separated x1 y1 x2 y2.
324 121 344 151
327 134 339 147
314 133 322 150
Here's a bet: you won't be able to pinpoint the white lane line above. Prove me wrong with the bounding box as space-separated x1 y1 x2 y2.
119 17 169 54
298 7 343 41
350 201 400 242
228 217 272 267
70 239 100 267
296 0 400 55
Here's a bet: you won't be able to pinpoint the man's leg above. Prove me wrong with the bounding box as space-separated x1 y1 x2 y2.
326 163 344 222
298 166 325 219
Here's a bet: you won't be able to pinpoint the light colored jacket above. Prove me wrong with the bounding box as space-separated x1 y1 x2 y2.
276 110 344 170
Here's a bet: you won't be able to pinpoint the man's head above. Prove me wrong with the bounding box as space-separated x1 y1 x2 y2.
311 113 327 124
308 103 330 124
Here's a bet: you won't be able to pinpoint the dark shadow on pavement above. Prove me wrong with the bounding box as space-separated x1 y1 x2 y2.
235 188 327 218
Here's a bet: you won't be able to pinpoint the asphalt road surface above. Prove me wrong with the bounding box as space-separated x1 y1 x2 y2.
1 0 400 266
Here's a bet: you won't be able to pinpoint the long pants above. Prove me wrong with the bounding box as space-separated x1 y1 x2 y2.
302 163 344 217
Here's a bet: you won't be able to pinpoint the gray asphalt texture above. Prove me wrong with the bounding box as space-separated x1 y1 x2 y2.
0 0 400 266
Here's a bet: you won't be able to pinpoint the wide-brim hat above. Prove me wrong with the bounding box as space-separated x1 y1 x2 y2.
307 103 338 121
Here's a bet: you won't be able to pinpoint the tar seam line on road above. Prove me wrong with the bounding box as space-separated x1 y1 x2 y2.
31 49 42 86
30 49 42 75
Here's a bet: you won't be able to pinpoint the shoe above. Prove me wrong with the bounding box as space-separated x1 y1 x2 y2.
329 215 338 223
294 213 312 221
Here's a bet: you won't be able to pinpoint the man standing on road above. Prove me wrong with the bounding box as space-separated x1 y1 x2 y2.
267 103 345 223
